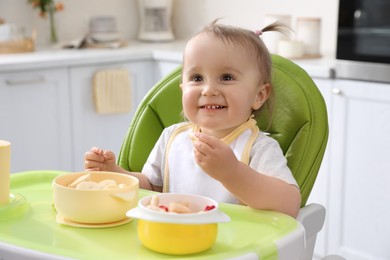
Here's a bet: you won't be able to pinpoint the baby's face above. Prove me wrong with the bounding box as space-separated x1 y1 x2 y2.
181 33 269 138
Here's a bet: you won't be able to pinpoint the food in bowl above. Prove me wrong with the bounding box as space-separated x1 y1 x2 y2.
67 173 128 190
126 193 230 255
146 195 216 213
53 171 139 224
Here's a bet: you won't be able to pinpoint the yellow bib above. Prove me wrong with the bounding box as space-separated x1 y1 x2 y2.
162 119 259 193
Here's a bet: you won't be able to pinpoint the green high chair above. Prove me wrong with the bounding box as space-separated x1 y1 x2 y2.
118 54 328 260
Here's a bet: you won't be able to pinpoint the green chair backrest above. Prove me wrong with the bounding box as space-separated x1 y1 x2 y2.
118 55 328 207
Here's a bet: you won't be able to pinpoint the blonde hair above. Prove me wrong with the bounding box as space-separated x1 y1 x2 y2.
194 19 289 124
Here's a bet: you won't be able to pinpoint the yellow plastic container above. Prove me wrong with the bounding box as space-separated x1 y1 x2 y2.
53 171 139 224
127 193 230 255
138 220 218 255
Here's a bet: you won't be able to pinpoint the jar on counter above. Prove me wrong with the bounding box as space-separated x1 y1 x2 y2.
296 17 321 57
137 0 174 42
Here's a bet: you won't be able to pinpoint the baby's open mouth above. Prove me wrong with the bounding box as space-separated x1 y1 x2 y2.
200 105 226 109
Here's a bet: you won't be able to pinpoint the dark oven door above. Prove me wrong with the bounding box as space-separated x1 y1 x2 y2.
336 0 390 82
337 0 390 64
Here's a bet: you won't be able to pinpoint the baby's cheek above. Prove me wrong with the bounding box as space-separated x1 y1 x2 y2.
182 95 197 117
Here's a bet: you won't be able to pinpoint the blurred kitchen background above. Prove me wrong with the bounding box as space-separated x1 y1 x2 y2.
0 0 338 56
1 1 390 260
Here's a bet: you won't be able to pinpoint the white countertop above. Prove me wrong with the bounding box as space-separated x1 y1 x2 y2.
0 40 335 79
293 57 336 79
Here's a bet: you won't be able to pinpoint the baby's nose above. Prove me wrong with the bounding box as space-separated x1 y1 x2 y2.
201 82 219 96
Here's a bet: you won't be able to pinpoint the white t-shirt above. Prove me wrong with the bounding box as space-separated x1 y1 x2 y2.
142 122 298 204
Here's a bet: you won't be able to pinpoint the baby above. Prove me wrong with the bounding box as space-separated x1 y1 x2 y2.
84 20 301 217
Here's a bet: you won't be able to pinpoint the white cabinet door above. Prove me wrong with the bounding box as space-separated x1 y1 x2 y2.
327 80 390 260
0 69 72 172
69 61 155 171
306 78 334 259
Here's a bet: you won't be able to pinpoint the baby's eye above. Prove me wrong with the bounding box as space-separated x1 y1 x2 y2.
191 74 203 82
221 74 234 81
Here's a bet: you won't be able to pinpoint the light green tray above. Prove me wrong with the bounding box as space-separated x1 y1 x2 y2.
0 171 300 259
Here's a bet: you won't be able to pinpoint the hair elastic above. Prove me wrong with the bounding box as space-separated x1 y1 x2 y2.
255 30 263 36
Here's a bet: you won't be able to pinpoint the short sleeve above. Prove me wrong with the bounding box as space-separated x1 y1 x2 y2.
249 133 298 187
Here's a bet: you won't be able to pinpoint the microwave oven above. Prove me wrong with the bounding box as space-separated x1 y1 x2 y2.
336 0 390 83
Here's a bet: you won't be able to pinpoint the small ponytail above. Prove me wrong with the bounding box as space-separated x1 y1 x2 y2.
258 21 292 37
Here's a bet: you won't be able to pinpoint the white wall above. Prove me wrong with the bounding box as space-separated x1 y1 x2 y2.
0 0 339 57
174 0 339 57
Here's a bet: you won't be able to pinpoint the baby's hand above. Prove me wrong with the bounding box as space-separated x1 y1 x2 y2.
84 147 117 172
192 133 239 181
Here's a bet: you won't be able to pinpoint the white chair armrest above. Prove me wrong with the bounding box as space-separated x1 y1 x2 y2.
297 203 326 238
296 203 326 260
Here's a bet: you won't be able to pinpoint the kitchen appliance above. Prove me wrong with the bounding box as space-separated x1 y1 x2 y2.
336 0 390 83
137 0 174 42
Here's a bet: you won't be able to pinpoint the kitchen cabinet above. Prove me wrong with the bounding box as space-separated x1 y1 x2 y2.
0 48 179 173
0 68 72 172
308 78 390 260
69 61 155 171
327 79 390 260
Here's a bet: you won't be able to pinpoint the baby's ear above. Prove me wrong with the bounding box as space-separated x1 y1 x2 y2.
253 83 270 110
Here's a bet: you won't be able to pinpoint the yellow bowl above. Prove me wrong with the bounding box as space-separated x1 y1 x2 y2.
126 193 230 255
53 171 139 224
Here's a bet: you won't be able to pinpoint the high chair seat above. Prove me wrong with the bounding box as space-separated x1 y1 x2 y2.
117 54 329 260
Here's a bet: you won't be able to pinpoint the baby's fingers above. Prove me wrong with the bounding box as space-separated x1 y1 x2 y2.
84 151 105 163
84 159 103 171
103 150 116 161
91 147 104 155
